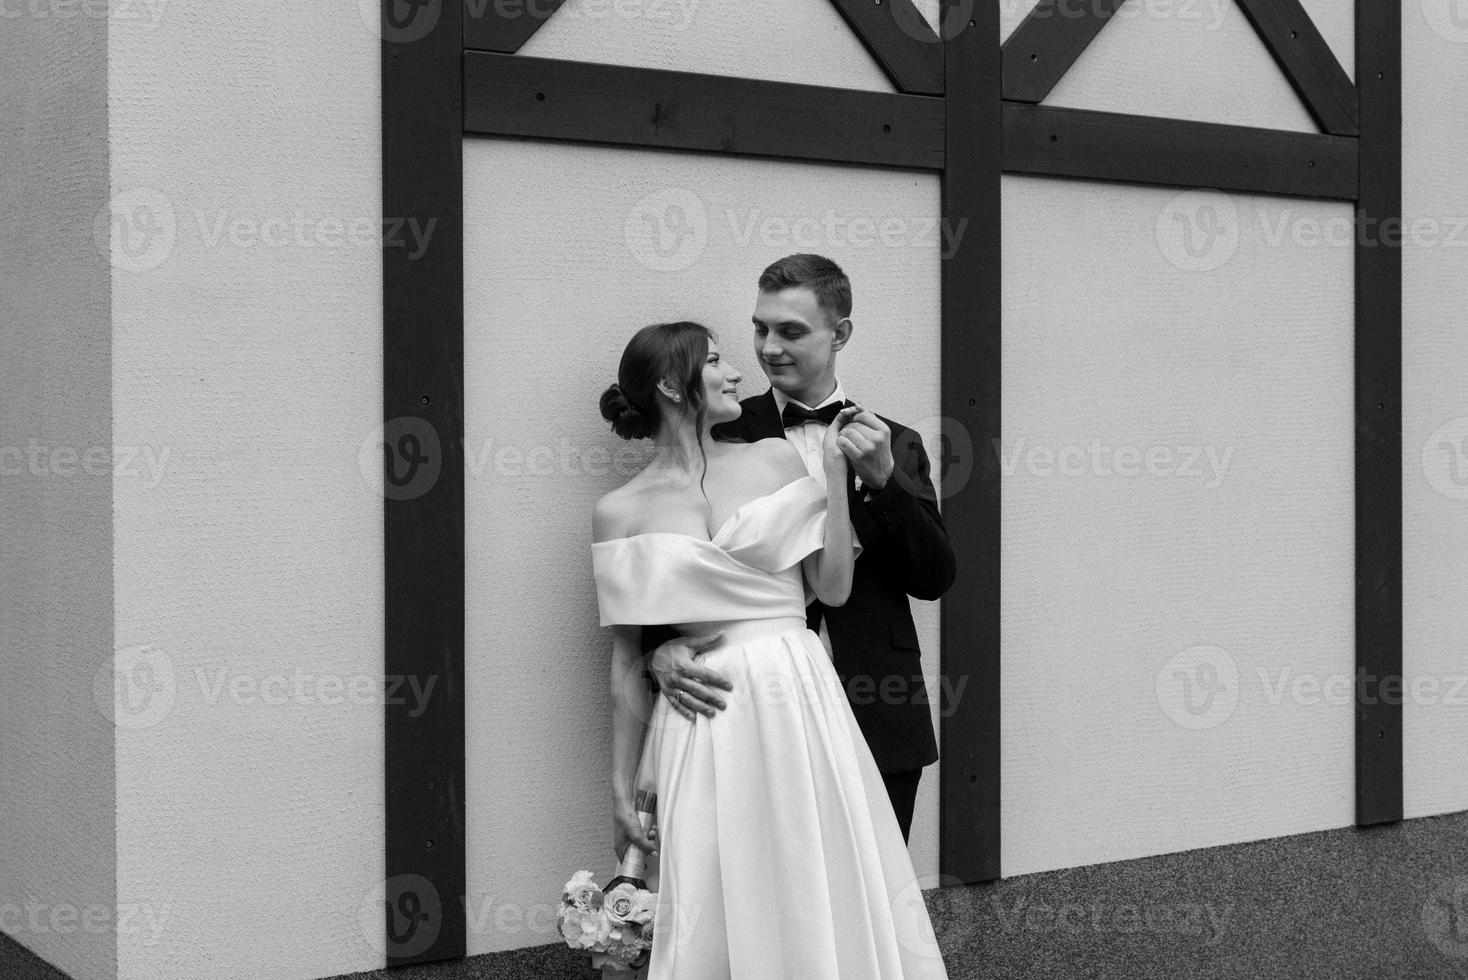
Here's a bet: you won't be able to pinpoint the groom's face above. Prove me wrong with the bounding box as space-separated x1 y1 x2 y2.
751 286 847 405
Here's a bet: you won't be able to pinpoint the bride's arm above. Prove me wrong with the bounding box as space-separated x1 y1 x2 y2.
796 406 861 606
609 624 657 859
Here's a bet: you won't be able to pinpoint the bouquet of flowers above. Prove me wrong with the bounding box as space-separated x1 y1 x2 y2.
557 789 658 975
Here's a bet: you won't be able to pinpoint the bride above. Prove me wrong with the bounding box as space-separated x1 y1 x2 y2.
592 320 948 978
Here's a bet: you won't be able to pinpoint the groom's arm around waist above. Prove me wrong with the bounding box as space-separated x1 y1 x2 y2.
858 418 956 602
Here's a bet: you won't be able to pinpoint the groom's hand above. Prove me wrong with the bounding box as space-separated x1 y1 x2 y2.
649 633 732 720
838 408 895 491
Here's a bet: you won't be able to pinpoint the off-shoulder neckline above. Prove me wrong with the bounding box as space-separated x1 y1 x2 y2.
593 474 820 547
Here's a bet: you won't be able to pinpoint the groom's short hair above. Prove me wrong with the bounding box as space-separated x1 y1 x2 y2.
758 253 852 326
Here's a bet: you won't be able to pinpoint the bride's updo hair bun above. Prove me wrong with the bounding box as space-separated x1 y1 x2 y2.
599 382 653 441
601 321 714 441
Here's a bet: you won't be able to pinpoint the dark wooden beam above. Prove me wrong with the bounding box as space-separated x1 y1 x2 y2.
1354 0 1403 828
1002 101 1359 200
1236 0 1359 136
941 0 1001 886
827 0 945 95
1002 0 1125 104
464 53 947 170
463 0 567 53
384 0 466 966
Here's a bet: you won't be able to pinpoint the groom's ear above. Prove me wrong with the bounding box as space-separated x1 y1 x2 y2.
830 316 853 352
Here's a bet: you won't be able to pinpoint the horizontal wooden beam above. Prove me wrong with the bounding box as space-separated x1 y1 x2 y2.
828 0 945 96
464 53 947 170
1236 0 1359 136
1002 0 1125 104
462 0 566 53
1002 101 1358 200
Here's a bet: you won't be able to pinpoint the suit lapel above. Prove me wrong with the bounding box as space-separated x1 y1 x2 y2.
744 389 785 441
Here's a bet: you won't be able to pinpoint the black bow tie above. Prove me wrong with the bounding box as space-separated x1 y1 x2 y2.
781 400 847 428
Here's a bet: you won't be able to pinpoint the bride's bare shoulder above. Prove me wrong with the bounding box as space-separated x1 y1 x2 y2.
739 436 808 484
592 480 641 543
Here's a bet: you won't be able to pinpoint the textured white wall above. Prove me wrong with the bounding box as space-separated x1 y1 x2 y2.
464 139 944 953
0 8 116 980
521 0 895 90
1402 4 1468 818
108 3 384 979
1001 176 1355 874
5 0 1449 975
1001 0 1354 131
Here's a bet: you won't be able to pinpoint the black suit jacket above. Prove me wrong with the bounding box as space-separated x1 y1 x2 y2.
708 389 957 772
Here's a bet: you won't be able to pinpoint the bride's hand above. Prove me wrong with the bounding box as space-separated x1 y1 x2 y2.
821 404 863 468
612 796 658 861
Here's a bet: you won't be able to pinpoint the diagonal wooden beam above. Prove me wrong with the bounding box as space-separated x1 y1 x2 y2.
827 0 945 96
462 0 567 53
1002 0 1126 104
1236 0 1359 136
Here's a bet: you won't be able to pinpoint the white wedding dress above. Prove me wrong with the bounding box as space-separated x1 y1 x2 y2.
592 474 949 979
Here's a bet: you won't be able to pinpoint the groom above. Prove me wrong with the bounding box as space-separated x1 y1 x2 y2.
647 253 956 841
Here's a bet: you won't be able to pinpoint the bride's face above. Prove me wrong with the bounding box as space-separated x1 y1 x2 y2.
700 340 743 424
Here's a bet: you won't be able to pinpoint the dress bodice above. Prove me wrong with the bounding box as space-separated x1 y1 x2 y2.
592 475 855 627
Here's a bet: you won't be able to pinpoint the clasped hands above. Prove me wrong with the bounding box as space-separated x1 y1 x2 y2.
650 406 895 720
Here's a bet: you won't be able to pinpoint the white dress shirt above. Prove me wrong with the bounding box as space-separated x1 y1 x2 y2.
772 378 863 656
